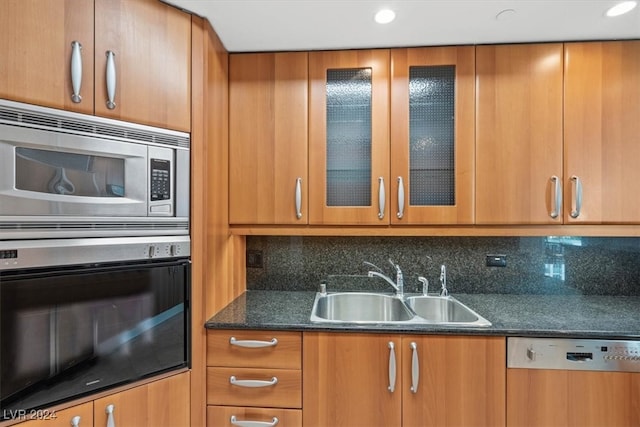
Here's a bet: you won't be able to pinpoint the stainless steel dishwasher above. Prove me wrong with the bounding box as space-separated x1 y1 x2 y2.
507 337 640 427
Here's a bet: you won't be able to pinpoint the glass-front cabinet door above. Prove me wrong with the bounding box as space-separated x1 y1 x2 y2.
309 50 390 225
390 47 475 224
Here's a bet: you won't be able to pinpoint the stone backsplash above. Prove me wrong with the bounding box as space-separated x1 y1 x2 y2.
246 236 640 296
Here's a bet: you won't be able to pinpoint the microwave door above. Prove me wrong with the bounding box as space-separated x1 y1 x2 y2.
0 123 147 217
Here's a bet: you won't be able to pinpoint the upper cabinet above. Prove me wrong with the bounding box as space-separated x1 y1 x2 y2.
308 47 475 225
0 0 191 132
563 41 640 224
0 0 95 115
94 0 191 131
309 49 391 225
229 52 309 224
476 43 564 224
390 47 475 224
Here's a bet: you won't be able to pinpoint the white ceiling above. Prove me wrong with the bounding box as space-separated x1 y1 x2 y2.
165 0 640 52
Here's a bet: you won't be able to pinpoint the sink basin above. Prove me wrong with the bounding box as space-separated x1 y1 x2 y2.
404 295 492 327
310 292 414 323
309 292 491 327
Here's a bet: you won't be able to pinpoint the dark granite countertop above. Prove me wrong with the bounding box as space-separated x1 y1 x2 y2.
205 290 640 339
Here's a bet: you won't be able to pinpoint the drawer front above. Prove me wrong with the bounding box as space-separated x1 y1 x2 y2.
207 367 302 408
207 406 302 427
207 330 301 369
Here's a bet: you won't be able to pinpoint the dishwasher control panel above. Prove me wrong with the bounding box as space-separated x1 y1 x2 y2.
508 337 640 372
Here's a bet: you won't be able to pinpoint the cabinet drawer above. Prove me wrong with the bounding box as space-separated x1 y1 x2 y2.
207 330 301 369
207 367 302 408
207 406 302 427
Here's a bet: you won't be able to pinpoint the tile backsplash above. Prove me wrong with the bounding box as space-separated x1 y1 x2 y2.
246 236 640 296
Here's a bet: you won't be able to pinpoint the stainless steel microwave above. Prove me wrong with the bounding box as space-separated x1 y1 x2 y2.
0 99 190 239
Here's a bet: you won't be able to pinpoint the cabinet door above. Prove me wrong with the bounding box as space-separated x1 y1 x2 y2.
403 336 506 427
0 0 94 114
94 0 191 131
390 46 475 224
507 369 640 427
476 44 563 224
229 52 308 224
303 332 401 427
564 41 640 224
309 50 390 225
16 402 93 427
94 372 190 427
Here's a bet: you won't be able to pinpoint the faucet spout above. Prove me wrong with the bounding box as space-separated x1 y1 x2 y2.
365 260 404 297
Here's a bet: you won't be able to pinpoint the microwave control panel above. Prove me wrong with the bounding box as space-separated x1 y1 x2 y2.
150 158 171 201
148 146 174 216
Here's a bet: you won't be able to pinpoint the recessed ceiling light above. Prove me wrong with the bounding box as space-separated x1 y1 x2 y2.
374 9 396 24
606 1 637 17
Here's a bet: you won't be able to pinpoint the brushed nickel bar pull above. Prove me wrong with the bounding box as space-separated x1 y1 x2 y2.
105 51 117 110
229 337 278 348
388 341 396 392
229 376 278 388
378 177 386 219
105 404 115 427
295 177 303 219
410 342 419 393
549 175 562 219
230 416 279 427
70 41 83 103
397 176 405 219
570 175 582 218
71 416 81 427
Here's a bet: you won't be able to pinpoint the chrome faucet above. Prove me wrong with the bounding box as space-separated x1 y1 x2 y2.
365 259 404 297
439 264 449 296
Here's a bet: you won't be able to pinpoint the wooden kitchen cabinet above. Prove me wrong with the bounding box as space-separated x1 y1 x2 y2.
206 330 302 427
94 0 191 131
303 332 505 427
228 52 309 224
0 0 95 115
0 0 191 132
507 369 640 427
390 46 475 224
15 402 93 427
476 43 564 224
563 41 640 224
93 372 190 427
308 49 391 225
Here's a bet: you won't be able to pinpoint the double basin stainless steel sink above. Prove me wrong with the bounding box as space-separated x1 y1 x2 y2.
310 292 491 327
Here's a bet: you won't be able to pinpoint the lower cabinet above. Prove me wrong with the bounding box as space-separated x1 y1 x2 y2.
206 330 302 427
14 372 189 427
507 369 640 427
303 332 506 427
93 372 190 427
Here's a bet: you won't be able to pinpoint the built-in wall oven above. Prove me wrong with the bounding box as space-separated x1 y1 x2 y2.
0 99 192 419
0 237 191 419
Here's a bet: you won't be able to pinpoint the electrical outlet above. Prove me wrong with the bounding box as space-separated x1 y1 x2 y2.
486 254 507 267
246 249 264 268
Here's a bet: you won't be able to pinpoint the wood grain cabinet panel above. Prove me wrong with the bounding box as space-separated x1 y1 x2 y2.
564 41 640 224
476 43 564 224
94 0 191 131
1 0 191 132
14 402 93 427
507 369 640 427
207 330 301 369
207 406 302 427
0 0 95 114
229 52 309 224
303 332 506 427
93 372 190 427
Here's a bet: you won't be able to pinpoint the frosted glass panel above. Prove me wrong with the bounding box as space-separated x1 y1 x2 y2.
409 65 455 206
326 69 372 207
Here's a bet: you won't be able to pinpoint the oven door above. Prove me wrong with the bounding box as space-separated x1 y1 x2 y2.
0 259 190 416
0 123 148 217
